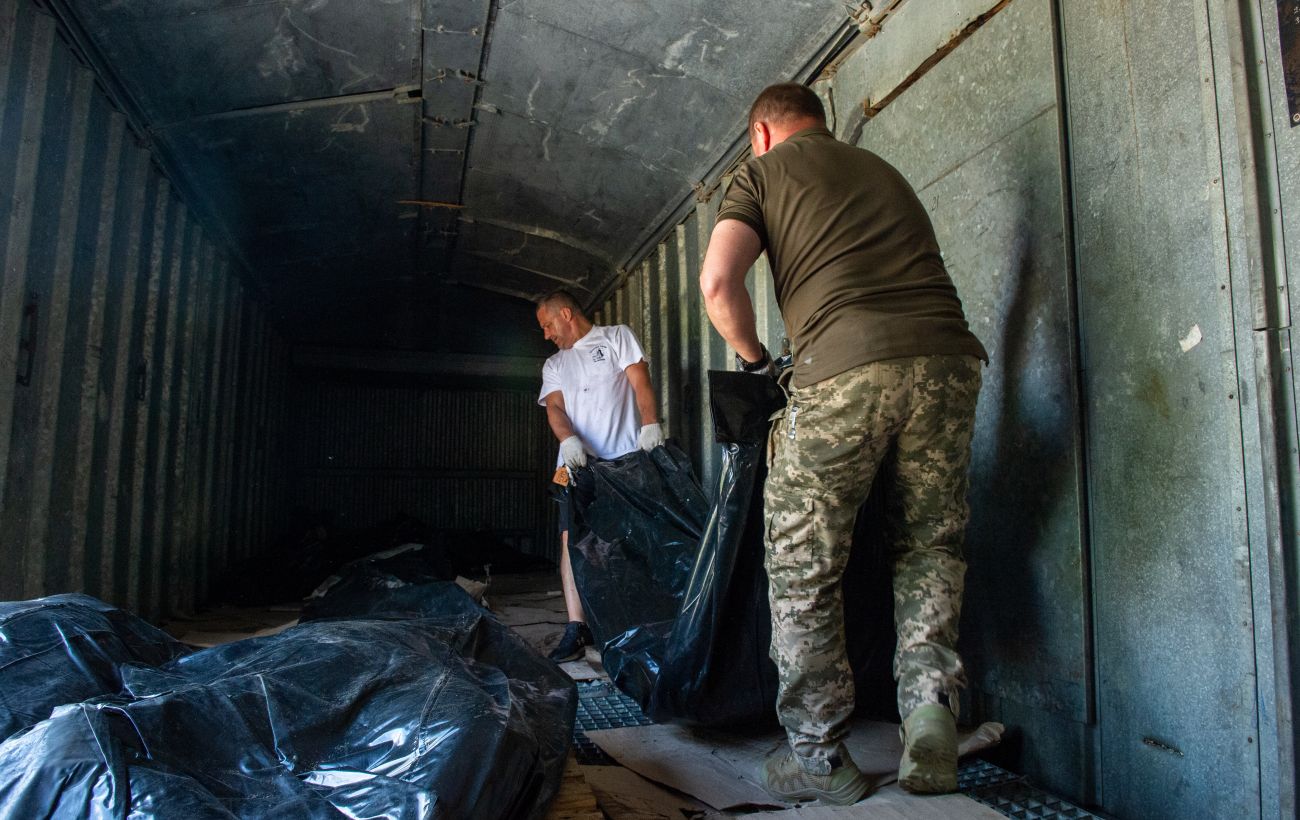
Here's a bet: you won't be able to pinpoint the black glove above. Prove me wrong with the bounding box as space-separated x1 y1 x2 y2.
735 345 777 378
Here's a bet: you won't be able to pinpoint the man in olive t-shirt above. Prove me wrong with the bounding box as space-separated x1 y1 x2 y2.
699 83 986 806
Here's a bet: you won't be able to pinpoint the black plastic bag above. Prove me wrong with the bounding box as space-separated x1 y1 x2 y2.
569 371 896 727
300 542 458 620
0 593 190 743
0 584 576 820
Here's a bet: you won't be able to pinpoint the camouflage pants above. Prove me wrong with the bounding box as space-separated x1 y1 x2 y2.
764 354 982 772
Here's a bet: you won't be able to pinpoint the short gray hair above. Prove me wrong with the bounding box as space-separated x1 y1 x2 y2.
536 289 585 317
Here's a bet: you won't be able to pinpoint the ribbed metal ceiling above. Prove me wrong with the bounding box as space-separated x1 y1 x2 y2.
54 0 856 351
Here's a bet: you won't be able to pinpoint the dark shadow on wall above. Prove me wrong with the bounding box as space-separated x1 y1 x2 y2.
961 220 1085 719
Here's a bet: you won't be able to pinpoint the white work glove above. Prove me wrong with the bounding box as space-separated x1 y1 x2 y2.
559 435 588 469
638 422 665 452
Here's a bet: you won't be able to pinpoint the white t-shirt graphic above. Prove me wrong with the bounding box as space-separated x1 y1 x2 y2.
538 325 648 466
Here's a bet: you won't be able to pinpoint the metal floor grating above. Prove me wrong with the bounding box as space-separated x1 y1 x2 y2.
573 680 653 765
571 683 1101 819
960 761 1104 819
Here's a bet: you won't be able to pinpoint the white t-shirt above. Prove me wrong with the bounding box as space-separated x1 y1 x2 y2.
538 324 648 466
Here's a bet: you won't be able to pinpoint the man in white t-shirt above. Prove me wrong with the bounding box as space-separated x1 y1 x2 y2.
536 289 664 662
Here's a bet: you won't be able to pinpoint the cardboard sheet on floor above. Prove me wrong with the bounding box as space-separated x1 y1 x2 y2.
578 764 711 818
585 719 1003 812
559 655 606 681
729 784 1006 818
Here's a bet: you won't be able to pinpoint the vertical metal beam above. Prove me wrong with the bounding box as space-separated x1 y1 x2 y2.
673 221 696 460
125 185 176 614
95 148 150 606
0 14 55 599
251 314 273 555
214 287 245 577
0 1 18 126
68 110 126 597
655 248 673 435
695 193 725 489
196 258 229 604
166 234 207 614
229 297 255 563
145 210 193 619
1203 2 1299 814
26 69 94 594
678 213 705 474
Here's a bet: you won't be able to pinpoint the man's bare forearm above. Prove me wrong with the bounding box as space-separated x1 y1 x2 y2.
625 361 659 424
544 395 577 442
700 220 764 362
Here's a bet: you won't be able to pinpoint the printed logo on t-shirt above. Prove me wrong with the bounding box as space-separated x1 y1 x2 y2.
590 346 607 364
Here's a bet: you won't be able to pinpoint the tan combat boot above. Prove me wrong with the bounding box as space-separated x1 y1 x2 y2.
899 704 958 794
760 743 872 806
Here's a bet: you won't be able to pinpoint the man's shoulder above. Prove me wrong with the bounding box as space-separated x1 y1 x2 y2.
542 348 569 370
591 323 638 342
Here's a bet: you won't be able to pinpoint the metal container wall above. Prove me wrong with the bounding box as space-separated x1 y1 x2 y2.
593 0 1300 816
0 0 291 622
289 379 558 562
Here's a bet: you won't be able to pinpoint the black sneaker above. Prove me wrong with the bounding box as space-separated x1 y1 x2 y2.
548 621 594 663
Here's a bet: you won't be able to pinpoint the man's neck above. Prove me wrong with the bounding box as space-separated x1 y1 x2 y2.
572 319 595 342
772 117 824 145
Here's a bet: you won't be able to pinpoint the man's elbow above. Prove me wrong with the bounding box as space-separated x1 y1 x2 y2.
699 269 727 304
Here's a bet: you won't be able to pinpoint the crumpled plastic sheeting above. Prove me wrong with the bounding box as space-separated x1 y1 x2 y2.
566 444 709 642
0 594 190 742
0 584 576 820
569 371 896 727
300 542 456 621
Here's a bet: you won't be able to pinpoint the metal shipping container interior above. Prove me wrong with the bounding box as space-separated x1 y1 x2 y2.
3 0 1300 816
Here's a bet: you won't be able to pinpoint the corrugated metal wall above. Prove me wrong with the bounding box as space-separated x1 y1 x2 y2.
593 0 1300 816
289 378 557 560
0 0 290 621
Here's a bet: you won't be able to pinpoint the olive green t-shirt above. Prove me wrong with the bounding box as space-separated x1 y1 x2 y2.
716 126 987 387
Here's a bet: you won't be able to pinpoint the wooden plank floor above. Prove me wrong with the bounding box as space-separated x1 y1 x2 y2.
546 753 603 819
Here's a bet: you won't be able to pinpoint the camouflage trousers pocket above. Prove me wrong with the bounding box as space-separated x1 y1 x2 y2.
765 496 815 553
766 406 786 471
